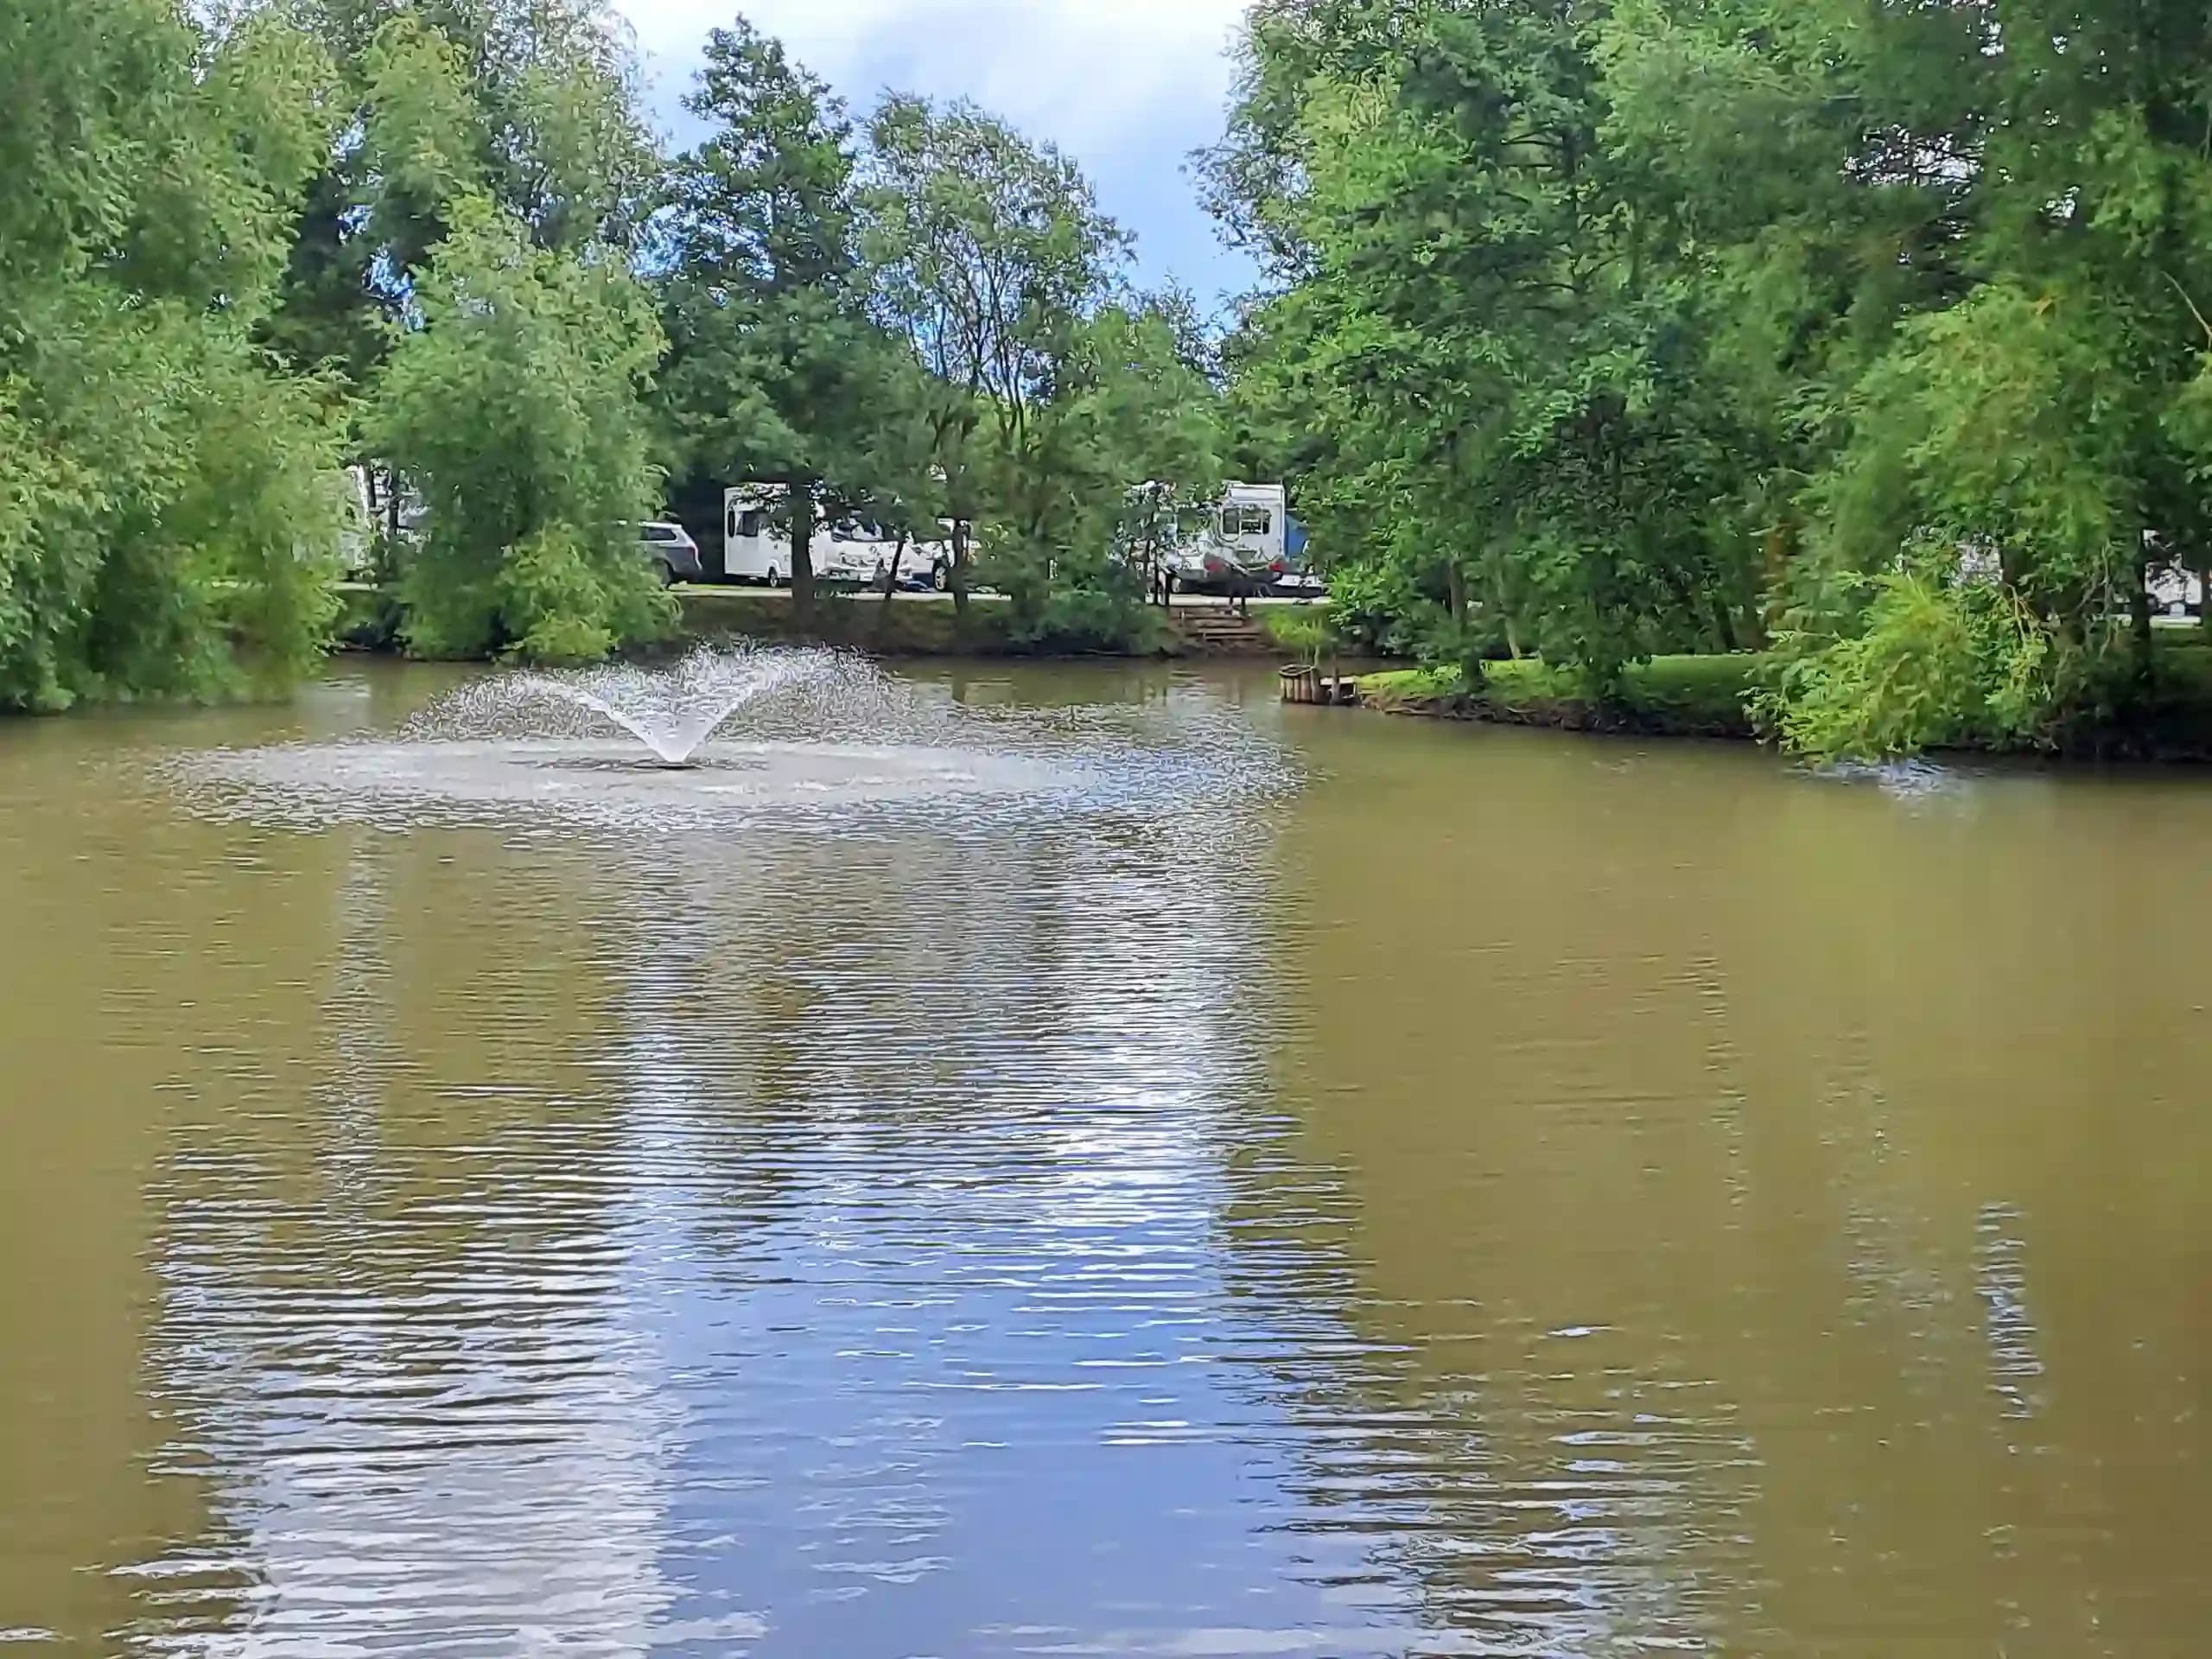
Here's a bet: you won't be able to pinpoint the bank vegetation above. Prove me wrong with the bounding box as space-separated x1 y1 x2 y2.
2 0 1224 711
19 0 2212 761
1210 0 2212 758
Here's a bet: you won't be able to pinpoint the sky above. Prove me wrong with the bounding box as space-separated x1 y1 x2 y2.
617 0 1261 312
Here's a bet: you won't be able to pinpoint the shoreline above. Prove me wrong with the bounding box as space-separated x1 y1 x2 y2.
338 582 1295 661
1353 652 2212 764
321 588 2212 765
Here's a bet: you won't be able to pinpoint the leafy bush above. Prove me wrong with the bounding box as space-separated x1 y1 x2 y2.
1319 560 1440 658
1760 570 2074 759
1262 606 1331 665
1018 584 1168 654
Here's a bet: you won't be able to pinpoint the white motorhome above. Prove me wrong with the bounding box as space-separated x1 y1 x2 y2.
718 486 955 588
1158 481 1307 594
1213 481 1288 571
716 487 791 585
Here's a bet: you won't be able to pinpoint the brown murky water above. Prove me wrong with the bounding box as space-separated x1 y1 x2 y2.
3 658 2210 1656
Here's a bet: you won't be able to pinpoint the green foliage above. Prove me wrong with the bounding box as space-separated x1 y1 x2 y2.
1761 570 2069 760
658 20 897 609
1210 0 1761 695
1215 0 2212 754
0 0 346 711
1002 573 1170 655
267 0 659 391
369 198 671 662
1262 607 1331 666
1360 653 1758 731
861 96 1164 613
995 299 1226 628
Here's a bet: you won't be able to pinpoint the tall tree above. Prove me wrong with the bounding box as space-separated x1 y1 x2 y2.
861 95 1130 613
991 298 1227 643
658 18 886 617
1603 0 2212 753
1211 0 1757 684
0 0 349 709
267 0 660 391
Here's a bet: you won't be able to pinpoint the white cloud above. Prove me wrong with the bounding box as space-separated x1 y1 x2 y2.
626 0 1249 142
617 0 1257 299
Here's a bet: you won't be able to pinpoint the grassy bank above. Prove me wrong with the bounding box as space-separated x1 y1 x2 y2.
340 582 1295 658
1359 656 1760 738
1358 640 2212 758
676 588 1033 654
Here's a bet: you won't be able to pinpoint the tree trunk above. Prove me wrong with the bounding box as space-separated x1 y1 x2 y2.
1445 556 1468 622
1487 561 1523 659
790 480 816 621
2132 560 2155 666
950 518 971 617
383 467 402 585
2199 562 2211 635
1708 593 1740 653
874 532 906 646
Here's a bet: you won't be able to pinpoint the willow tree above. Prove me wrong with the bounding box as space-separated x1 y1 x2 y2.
1 0 349 710
264 0 660 394
368 198 671 663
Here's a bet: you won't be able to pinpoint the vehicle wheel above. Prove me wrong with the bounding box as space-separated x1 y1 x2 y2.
767 567 782 588
658 563 677 588
931 562 950 594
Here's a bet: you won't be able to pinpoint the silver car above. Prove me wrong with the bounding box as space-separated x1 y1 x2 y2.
639 521 702 583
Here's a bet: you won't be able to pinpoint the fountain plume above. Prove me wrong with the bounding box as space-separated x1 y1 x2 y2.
415 644 853 765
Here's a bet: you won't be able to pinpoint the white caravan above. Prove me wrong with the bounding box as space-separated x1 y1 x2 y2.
717 487 794 585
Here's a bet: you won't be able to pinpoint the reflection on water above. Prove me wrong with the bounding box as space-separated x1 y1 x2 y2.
3 661 2211 1656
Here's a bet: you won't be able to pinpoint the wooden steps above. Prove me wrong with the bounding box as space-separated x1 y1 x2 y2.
1167 607 1273 654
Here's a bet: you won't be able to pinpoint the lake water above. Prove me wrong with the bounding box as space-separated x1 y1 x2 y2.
4 658 2210 1656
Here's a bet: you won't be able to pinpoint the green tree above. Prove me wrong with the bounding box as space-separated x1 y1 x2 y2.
1210 0 1758 690
658 17 893 617
1 0 348 710
366 198 671 662
1604 0 2212 753
861 95 1130 613
988 300 1225 645
266 0 659 393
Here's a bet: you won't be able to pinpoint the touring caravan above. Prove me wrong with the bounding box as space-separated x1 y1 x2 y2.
716 487 791 585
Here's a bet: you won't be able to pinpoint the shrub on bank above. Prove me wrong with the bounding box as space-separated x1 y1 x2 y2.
1361 642 2212 757
1359 655 1760 735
